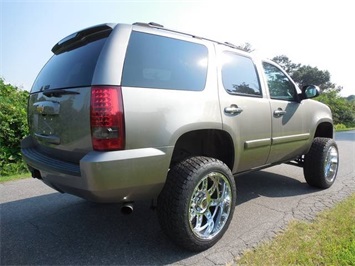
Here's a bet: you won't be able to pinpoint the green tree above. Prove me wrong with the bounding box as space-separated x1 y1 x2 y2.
315 88 355 126
236 42 254 53
0 78 29 176
272 56 355 127
347 95 355 102
272 55 334 91
272 55 300 76
291 65 334 91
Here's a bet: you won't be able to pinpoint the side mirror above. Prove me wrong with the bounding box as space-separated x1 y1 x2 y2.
302 85 320 99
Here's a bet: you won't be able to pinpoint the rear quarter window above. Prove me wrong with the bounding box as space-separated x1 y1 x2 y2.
122 32 208 91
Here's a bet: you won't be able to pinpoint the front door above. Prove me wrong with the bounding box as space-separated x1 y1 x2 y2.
262 61 311 163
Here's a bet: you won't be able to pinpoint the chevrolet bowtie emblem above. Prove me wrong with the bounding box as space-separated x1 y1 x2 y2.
37 105 45 113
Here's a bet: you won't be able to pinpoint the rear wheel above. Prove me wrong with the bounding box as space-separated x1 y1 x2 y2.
304 137 339 189
157 156 236 251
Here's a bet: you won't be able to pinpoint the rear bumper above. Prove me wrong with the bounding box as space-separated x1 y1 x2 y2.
21 136 172 203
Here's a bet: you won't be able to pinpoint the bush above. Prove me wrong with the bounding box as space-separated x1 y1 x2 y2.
335 124 347 131
0 78 29 176
316 89 355 127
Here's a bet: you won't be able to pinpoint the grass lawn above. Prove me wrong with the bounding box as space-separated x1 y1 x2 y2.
336 128 355 132
0 173 31 183
234 193 355 265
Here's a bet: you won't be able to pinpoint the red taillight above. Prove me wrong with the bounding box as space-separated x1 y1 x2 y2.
90 86 125 151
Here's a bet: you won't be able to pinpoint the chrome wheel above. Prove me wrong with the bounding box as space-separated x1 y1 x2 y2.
158 156 236 251
324 146 339 183
189 172 232 240
304 137 339 189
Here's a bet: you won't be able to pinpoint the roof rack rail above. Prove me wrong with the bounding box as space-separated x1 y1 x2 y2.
224 42 238 49
132 22 244 51
133 22 164 28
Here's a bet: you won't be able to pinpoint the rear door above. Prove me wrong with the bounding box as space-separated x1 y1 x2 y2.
28 25 113 163
217 49 272 172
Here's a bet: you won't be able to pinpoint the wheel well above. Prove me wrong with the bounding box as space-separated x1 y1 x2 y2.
170 129 234 170
314 122 333 139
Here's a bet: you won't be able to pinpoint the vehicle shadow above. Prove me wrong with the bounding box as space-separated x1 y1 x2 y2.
1 170 319 265
236 169 319 205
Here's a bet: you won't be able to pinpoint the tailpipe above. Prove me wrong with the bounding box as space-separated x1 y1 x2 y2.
121 202 134 215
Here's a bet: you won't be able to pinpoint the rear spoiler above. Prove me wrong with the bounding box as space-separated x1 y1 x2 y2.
52 23 116 55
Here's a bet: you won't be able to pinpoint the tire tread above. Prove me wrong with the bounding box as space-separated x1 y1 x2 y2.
157 156 236 251
304 137 338 189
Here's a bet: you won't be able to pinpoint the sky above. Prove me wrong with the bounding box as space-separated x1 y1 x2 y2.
1 0 354 96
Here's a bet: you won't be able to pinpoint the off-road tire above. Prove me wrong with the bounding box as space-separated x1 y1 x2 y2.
157 156 236 251
304 137 339 189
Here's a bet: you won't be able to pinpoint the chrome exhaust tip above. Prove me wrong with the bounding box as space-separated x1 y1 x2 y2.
121 202 134 215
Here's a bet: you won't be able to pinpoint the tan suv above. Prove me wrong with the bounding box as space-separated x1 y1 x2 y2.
22 22 339 251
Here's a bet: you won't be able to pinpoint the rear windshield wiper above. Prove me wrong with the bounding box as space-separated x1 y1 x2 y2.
43 89 80 97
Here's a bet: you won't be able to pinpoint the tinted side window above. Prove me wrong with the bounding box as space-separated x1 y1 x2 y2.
262 62 297 101
221 52 261 96
122 32 208 91
32 38 107 92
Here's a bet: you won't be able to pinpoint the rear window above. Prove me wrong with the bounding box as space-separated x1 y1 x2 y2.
221 52 261 96
122 32 208 91
31 37 107 93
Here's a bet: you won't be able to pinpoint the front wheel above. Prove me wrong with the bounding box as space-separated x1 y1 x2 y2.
157 156 236 251
304 137 339 189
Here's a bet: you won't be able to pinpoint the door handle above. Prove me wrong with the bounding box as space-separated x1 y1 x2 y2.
273 108 286 117
224 104 243 115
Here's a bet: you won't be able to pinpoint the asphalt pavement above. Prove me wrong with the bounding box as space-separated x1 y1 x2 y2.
1 131 354 265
